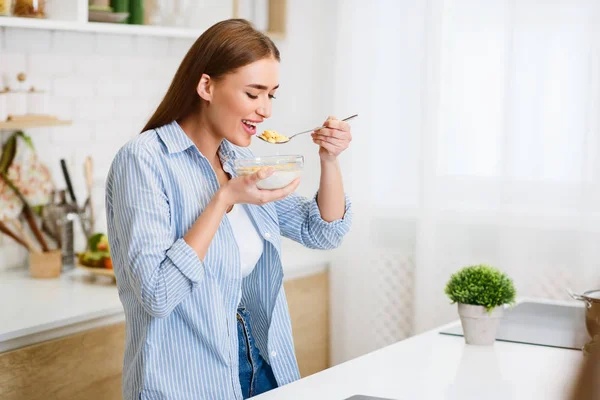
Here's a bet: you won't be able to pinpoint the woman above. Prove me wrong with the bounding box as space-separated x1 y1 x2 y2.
106 19 352 399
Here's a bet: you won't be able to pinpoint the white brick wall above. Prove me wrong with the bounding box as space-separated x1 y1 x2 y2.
0 27 194 271
0 0 340 273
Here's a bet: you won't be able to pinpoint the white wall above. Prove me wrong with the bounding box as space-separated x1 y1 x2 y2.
249 0 340 274
328 0 428 365
0 0 340 273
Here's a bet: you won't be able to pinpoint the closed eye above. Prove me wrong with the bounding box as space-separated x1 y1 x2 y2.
246 92 276 100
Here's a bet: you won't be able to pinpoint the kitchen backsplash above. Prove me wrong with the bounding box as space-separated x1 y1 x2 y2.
0 0 339 272
0 27 196 271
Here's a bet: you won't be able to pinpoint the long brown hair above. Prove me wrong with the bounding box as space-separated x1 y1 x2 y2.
142 19 280 133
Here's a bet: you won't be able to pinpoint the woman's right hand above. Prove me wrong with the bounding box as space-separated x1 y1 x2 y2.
219 168 300 206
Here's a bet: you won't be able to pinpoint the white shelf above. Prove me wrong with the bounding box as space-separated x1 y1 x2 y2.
0 16 209 38
0 16 285 40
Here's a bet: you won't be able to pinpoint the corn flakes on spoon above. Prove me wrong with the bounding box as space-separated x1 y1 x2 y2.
257 114 358 144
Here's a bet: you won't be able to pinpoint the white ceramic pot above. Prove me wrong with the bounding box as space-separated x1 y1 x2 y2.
458 303 504 345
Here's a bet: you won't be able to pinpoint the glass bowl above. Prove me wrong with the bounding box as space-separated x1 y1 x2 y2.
233 155 303 189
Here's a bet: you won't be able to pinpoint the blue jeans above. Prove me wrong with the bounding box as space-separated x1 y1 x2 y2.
237 306 278 399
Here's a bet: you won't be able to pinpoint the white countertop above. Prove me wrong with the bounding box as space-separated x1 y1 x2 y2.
255 300 585 400
2 270 586 399
0 249 328 352
0 268 124 352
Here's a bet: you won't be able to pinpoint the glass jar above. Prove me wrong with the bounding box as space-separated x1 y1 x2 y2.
0 0 13 16
12 0 46 18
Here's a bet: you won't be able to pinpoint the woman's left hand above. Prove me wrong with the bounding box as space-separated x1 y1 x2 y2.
312 116 352 161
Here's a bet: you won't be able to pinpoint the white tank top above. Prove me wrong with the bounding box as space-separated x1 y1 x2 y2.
227 205 264 277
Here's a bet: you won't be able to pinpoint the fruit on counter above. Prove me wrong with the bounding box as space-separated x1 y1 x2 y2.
78 250 110 268
88 232 110 252
78 232 112 269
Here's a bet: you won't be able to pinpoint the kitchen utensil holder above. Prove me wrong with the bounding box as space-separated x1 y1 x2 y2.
29 249 62 279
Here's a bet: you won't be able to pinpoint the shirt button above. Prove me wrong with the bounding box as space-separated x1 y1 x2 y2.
264 232 271 240
271 350 277 357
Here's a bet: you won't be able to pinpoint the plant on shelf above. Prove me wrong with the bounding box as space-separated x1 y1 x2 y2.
445 264 516 345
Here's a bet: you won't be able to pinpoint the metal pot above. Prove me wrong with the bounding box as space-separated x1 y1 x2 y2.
568 289 600 337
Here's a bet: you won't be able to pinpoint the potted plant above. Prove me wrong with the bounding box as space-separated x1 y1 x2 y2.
445 264 516 345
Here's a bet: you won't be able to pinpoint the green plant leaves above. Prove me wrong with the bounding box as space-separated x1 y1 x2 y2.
444 264 516 312
0 131 33 174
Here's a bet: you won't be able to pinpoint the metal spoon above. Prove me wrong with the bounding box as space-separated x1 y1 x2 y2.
257 114 358 144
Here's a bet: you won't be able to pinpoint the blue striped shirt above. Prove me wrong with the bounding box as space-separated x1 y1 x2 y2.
105 121 352 399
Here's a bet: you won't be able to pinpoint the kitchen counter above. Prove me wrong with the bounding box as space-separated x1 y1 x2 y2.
255 299 585 400
0 249 328 353
0 268 123 352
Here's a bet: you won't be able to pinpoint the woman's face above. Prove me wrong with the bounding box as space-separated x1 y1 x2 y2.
206 57 279 147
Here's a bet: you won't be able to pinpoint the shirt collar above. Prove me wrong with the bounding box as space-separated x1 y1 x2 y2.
155 120 238 163
155 120 195 154
218 138 237 164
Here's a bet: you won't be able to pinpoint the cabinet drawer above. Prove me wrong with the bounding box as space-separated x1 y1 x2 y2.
284 269 330 377
0 322 125 400
0 270 330 398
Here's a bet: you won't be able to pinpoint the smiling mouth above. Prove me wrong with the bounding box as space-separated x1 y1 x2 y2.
242 119 258 135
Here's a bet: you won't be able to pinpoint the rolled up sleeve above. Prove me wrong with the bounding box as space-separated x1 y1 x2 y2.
275 192 353 250
106 145 205 319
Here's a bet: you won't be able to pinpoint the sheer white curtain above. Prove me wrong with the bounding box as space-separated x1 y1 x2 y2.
330 0 600 364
